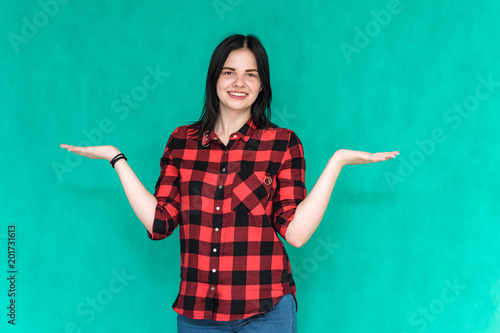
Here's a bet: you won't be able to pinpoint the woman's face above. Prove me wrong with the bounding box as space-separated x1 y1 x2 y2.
216 48 263 115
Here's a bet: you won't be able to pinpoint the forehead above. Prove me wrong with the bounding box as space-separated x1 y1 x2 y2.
223 49 258 68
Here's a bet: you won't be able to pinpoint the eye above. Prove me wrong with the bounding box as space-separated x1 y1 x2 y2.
247 73 258 78
223 71 233 75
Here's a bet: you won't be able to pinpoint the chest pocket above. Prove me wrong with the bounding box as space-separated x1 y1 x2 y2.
231 168 276 215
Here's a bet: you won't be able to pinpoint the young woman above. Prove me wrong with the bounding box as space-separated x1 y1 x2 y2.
61 34 398 332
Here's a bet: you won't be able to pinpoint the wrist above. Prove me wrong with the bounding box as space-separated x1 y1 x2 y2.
330 151 346 168
107 148 122 162
110 152 127 168
112 157 127 168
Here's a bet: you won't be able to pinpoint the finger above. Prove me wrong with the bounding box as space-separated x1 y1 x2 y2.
66 147 91 156
373 152 399 158
371 152 390 158
61 144 79 150
359 153 383 163
377 154 398 161
68 146 88 153
376 154 393 159
378 152 399 157
65 146 80 152
372 151 396 156
62 145 89 151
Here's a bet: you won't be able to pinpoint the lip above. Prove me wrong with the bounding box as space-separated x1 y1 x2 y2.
227 91 248 99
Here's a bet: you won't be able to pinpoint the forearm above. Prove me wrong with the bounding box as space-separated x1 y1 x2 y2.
113 158 157 234
285 154 343 247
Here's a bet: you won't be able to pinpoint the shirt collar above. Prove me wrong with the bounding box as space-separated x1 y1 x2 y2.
191 115 257 144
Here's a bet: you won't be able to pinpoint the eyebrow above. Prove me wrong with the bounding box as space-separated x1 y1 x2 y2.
222 67 258 72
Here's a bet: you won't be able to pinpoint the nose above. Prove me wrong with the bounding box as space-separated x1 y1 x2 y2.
232 73 245 87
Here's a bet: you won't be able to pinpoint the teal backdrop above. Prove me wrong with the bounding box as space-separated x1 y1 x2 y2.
1 0 499 332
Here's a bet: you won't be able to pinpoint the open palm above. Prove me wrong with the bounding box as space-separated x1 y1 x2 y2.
334 149 399 167
60 144 120 162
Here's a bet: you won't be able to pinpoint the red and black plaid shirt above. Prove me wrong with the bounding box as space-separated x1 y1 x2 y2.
147 115 307 321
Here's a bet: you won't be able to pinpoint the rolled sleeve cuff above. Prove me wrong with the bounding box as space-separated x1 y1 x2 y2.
146 202 174 240
273 207 297 240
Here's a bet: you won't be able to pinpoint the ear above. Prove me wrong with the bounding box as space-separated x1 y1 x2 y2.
260 85 263 92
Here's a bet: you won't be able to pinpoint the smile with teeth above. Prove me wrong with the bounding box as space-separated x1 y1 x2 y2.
228 91 248 97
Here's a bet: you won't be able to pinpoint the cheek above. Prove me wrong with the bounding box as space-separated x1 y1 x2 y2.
216 82 226 96
216 77 225 88
216 89 225 101
250 82 262 93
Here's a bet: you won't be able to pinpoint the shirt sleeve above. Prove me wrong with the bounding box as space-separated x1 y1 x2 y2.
147 128 182 240
272 130 307 240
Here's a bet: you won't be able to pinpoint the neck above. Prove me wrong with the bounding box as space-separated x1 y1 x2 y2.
214 110 251 139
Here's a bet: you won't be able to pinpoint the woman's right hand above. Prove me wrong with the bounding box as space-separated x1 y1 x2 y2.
60 144 121 162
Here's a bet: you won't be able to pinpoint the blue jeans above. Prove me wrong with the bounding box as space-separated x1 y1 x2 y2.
177 293 297 332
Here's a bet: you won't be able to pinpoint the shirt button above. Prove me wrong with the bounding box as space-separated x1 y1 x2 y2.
225 150 228 154
222 167 226 172
233 134 237 138
213 248 217 252
215 228 219 232
216 206 220 211
218 185 222 189
213 137 218 140
212 268 216 273
211 287 215 291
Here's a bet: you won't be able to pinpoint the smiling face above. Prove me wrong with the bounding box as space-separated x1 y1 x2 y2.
216 48 263 115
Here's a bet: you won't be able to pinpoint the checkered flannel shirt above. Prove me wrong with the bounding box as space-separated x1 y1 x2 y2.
147 115 307 320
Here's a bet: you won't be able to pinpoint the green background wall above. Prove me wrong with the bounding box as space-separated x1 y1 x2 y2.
1 0 499 332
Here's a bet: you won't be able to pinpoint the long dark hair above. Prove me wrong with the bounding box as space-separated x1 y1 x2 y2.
188 34 275 139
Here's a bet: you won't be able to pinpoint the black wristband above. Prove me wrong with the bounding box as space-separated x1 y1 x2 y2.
110 153 127 168
110 153 123 165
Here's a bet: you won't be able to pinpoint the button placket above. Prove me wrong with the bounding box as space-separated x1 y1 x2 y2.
209 145 229 297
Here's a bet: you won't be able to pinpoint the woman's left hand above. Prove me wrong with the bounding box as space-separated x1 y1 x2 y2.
333 149 399 167
60 144 121 162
